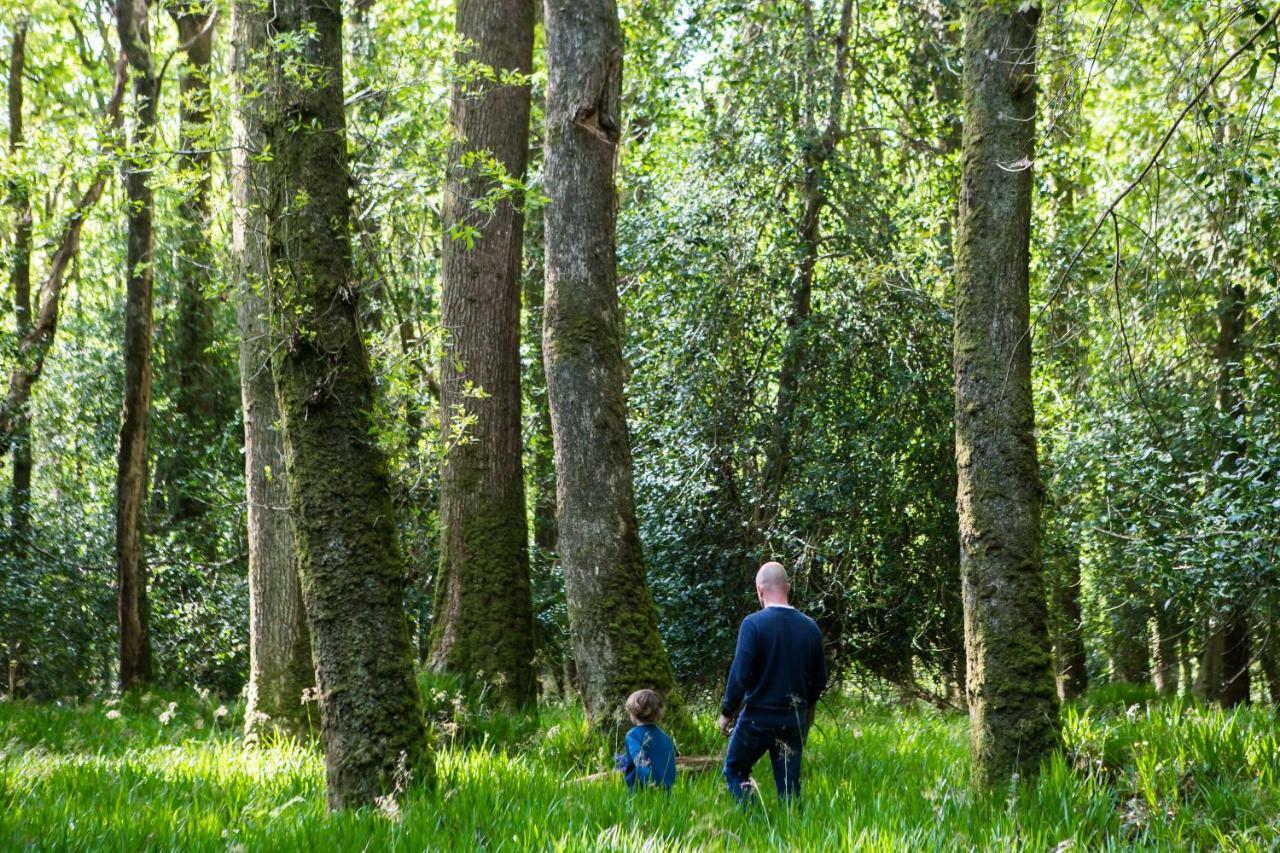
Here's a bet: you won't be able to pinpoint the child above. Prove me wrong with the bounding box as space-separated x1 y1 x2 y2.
618 688 676 790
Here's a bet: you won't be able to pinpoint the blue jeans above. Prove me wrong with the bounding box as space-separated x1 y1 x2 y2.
723 718 805 803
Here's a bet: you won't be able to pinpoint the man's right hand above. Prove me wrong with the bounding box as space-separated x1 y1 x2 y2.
717 713 736 738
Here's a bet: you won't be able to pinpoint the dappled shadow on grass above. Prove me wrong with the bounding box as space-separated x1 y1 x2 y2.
2 691 1280 849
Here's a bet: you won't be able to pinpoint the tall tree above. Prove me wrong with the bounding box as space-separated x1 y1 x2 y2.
115 0 158 691
1214 280 1250 707
1051 545 1088 700
542 0 679 728
8 18 32 556
165 1 225 526
753 0 853 553
230 0 315 741
428 0 536 707
953 0 1058 787
240 0 431 807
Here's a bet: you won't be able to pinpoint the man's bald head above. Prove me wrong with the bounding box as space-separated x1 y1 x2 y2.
755 561 790 604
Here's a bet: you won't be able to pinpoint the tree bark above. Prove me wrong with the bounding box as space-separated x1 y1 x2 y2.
953 0 1058 788
1215 282 1250 707
428 0 536 707
1052 546 1088 700
8 18 32 557
542 0 680 730
246 0 430 808
1195 622 1225 702
115 0 158 691
1108 595 1150 685
230 0 315 742
523 206 557 562
1152 599 1180 696
165 2 225 527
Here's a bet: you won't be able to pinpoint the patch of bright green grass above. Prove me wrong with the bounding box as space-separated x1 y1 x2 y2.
2 688 1278 850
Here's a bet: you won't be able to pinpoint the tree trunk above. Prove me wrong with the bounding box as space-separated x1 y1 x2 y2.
1215 281 1250 707
115 0 157 691
5 17 31 697
230 0 315 742
165 3 225 527
245 0 430 809
542 0 679 730
523 206 557 562
1195 622 1225 702
8 18 32 558
1152 599 1180 696
754 0 853 556
953 1 1058 788
428 0 536 707
1108 596 1150 685
1052 547 1088 701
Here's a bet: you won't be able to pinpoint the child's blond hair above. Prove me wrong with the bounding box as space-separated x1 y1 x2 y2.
625 689 664 725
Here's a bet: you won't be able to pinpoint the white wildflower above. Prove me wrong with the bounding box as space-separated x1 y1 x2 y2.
106 709 122 720
159 709 174 726
214 704 229 720
194 717 206 730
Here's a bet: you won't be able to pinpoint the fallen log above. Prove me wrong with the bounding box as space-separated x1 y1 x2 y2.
575 754 723 784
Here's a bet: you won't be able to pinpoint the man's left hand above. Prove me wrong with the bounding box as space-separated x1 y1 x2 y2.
717 713 735 738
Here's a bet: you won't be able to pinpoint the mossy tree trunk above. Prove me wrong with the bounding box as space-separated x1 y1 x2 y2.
953 0 1059 789
165 2 228 529
230 0 315 742
542 0 679 730
115 0 157 691
243 0 430 808
429 0 536 707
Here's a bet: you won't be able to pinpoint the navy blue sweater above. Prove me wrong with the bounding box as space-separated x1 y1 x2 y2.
721 605 827 727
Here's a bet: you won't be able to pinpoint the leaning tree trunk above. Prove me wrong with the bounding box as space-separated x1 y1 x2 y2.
165 2 226 528
428 0 536 707
953 0 1058 788
230 1 315 742
243 0 430 809
542 0 679 730
115 0 157 691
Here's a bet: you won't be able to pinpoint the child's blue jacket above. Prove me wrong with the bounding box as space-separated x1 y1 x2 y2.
623 723 676 790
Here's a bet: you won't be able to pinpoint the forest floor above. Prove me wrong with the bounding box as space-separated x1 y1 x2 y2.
1 683 1278 850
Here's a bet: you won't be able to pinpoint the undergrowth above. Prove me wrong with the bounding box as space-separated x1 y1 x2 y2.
1 679 1278 850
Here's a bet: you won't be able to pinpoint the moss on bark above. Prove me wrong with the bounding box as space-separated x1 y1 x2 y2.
542 0 682 734
428 0 537 708
954 0 1059 789
242 0 430 809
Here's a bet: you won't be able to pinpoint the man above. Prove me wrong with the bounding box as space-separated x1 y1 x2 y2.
719 561 827 804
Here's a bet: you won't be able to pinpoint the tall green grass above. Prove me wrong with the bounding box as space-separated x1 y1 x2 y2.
2 685 1277 850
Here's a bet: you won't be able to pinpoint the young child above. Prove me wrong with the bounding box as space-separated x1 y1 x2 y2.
618 688 676 790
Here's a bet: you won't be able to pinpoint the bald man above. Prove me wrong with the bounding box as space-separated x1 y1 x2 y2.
718 561 827 804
